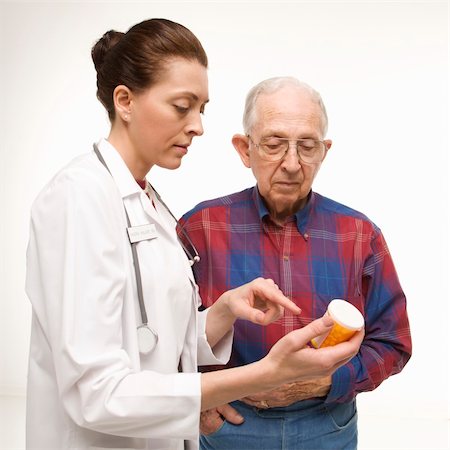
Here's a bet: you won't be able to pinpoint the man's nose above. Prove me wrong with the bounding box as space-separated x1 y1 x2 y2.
280 144 301 171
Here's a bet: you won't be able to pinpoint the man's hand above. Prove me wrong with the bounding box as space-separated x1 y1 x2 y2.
241 376 332 409
200 404 244 435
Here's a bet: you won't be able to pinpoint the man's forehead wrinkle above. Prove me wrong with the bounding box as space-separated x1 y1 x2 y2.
259 110 321 129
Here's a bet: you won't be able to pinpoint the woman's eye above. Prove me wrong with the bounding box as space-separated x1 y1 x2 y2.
174 105 189 114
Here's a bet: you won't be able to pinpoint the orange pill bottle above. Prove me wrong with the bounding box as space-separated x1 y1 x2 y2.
311 299 364 348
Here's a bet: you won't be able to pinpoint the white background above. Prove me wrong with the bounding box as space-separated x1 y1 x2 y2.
0 1 448 449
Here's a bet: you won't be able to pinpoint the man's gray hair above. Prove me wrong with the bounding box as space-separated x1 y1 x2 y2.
242 77 329 136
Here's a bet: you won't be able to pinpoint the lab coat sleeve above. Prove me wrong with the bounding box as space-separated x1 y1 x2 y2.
26 165 201 439
197 308 233 365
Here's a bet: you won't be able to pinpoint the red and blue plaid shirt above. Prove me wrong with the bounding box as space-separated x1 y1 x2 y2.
179 187 411 404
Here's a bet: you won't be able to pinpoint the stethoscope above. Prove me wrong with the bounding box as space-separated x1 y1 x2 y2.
93 144 200 355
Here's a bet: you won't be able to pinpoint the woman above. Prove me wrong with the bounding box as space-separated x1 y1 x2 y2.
25 18 363 450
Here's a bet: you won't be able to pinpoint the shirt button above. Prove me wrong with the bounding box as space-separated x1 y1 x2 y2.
283 255 289 261
304 233 309 240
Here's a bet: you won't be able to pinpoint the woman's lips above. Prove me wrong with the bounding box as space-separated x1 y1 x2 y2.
174 144 188 155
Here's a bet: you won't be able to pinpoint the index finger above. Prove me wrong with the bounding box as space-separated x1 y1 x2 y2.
255 279 301 315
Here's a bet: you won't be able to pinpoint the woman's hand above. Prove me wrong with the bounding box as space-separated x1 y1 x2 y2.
222 277 301 325
205 278 301 347
201 315 363 411
261 316 364 388
255 316 364 388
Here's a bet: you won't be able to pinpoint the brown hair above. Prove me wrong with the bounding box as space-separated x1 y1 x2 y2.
91 18 208 121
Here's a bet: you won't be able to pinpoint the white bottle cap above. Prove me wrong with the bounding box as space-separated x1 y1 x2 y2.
328 299 364 330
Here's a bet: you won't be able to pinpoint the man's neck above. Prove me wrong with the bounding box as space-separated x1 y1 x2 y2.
267 197 308 226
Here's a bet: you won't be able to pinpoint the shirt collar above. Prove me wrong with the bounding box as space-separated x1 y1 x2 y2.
252 185 315 235
96 138 142 199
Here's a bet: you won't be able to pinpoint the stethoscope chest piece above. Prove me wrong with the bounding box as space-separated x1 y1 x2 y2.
137 325 158 355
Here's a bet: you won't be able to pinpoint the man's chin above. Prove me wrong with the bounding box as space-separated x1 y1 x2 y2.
269 195 308 216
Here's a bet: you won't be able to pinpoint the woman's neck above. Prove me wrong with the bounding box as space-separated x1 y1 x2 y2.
108 127 152 180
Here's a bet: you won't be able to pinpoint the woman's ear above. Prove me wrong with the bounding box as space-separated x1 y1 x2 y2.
232 134 251 168
113 85 132 122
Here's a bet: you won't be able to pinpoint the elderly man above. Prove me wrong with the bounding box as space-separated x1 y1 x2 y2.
179 77 411 450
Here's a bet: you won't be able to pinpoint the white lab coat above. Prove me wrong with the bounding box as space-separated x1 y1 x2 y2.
25 139 233 450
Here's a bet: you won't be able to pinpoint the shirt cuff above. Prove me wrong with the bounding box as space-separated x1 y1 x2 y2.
197 308 234 365
324 364 354 404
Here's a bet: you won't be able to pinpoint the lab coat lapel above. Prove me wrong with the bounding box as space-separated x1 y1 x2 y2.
96 139 196 282
95 139 197 300
96 139 141 199
95 139 164 228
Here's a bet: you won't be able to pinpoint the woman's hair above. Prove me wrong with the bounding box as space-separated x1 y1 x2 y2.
92 18 208 121
242 77 329 136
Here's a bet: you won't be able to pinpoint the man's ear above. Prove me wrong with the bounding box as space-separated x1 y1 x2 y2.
232 134 251 168
113 85 133 121
322 139 332 162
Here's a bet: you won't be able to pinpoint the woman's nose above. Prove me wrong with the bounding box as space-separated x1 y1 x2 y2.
186 112 204 136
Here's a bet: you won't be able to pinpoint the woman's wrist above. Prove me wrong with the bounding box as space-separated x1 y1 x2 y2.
201 359 280 411
205 292 236 348
213 291 238 324
256 355 284 391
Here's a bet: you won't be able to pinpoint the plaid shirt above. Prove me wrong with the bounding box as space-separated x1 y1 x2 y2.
179 187 411 404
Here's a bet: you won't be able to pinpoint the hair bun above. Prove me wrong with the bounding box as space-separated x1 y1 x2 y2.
91 30 124 72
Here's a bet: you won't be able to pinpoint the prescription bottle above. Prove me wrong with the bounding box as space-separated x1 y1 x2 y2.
311 299 364 348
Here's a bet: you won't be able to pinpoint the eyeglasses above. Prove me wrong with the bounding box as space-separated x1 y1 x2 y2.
247 135 328 163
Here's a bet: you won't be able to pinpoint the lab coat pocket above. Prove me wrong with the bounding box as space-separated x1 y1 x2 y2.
89 442 176 450
89 448 141 450
88 437 147 450
89 446 147 450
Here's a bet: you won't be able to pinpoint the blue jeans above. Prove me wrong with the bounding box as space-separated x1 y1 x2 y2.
200 399 357 450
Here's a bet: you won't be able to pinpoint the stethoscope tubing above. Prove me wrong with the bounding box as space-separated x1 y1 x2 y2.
93 143 199 354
